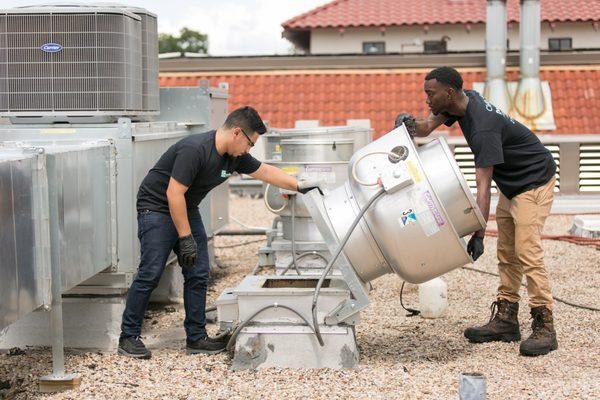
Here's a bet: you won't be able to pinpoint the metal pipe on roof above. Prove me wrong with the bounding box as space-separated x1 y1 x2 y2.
514 0 546 119
484 0 511 112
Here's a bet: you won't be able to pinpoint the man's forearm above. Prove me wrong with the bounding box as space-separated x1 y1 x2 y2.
474 188 491 238
414 119 434 137
167 192 191 237
267 167 297 191
411 113 447 137
275 170 298 191
251 163 297 191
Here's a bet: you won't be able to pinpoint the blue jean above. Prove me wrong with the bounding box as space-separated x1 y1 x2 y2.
120 210 210 341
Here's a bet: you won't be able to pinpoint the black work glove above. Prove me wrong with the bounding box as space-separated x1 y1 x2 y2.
394 113 417 137
467 235 484 262
177 234 198 268
297 178 324 195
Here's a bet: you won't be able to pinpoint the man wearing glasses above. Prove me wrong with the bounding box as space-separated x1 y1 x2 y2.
119 106 321 359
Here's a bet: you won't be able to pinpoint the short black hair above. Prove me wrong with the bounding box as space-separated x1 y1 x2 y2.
224 106 267 135
425 67 463 90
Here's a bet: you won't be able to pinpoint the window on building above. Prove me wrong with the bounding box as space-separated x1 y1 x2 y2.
548 38 572 51
362 41 385 54
424 40 447 54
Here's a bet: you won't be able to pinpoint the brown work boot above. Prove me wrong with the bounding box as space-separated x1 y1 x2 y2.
464 300 521 343
519 306 558 356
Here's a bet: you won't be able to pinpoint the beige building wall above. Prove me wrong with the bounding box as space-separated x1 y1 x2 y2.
537 22 600 50
308 22 599 54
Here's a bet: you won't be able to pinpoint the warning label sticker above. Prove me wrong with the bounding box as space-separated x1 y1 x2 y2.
281 166 300 175
406 160 423 183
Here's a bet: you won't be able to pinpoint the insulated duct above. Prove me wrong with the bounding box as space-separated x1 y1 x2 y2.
484 0 511 112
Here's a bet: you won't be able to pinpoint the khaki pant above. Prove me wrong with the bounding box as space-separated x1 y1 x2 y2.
496 177 556 310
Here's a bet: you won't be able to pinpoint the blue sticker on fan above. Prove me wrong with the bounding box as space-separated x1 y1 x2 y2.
41 43 62 53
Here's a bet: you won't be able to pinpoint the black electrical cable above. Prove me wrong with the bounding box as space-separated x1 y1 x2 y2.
399 281 420 317
461 266 600 312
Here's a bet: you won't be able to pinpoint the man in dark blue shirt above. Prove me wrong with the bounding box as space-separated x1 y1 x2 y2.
395 67 557 357
119 106 320 359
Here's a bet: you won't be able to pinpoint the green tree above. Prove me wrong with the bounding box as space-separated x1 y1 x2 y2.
158 27 208 54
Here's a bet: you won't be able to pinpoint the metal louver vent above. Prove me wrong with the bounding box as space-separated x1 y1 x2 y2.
0 5 158 120
545 144 561 192
93 4 159 112
580 145 600 192
139 11 159 111
453 145 499 193
451 144 560 194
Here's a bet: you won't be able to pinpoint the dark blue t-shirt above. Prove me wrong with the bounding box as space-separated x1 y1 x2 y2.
137 130 261 217
444 90 556 199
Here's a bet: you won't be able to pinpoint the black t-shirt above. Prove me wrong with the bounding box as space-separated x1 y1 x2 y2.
137 130 261 217
444 90 556 199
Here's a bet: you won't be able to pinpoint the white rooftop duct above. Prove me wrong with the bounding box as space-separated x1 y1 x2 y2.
484 0 511 112
514 0 545 119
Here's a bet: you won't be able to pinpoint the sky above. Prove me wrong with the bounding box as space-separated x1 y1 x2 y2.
2 0 331 55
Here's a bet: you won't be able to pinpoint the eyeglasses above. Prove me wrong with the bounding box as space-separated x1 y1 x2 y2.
238 127 255 148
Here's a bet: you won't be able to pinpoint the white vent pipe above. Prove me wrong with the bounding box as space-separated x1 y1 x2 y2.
484 0 511 112
514 0 545 119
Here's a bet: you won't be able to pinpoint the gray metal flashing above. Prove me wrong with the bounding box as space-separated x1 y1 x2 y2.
159 51 600 72
416 134 600 145
1 6 141 19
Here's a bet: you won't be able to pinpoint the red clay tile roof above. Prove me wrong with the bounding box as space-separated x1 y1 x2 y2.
282 0 600 30
159 66 600 138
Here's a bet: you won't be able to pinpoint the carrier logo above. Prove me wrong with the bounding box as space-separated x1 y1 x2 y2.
40 43 63 53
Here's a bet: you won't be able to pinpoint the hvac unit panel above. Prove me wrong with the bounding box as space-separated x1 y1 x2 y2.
0 19 5 111
0 9 148 116
9 93 53 111
139 12 159 111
